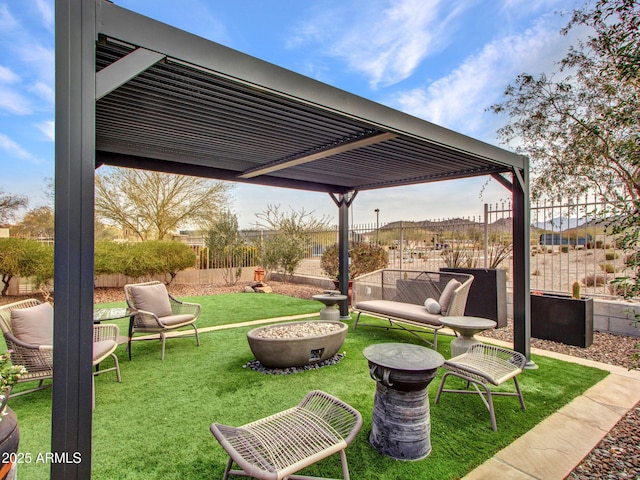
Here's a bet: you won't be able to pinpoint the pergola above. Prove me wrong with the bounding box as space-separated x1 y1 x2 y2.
54 1 531 478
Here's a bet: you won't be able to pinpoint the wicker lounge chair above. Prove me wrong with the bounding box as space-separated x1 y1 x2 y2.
0 299 53 397
210 390 363 480
434 343 526 431
124 281 201 360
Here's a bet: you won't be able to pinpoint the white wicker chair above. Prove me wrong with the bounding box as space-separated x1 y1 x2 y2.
434 343 526 431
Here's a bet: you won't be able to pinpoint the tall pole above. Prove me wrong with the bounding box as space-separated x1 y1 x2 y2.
375 208 380 244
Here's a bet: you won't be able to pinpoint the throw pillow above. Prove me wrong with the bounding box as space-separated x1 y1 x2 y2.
424 297 441 314
129 283 173 318
11 302 54 346
439 278 462 316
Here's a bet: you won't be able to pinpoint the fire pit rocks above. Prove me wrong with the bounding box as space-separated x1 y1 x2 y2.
247 321 348 368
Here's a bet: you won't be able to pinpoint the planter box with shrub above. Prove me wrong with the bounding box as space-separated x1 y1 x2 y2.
530 291 594 347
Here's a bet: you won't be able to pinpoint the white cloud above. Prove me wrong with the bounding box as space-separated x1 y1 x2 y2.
290 0 469 88
0 134 33 160
391 13 577 137
35 0 54 32
0 86 31 114
0 65 19 83
36 121 54 141
29 81 54 106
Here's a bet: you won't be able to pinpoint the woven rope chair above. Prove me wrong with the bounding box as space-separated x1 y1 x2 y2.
434 343 526 431
92 323 121 408
0 299 53 397
210 390 363 480
124 281 200 360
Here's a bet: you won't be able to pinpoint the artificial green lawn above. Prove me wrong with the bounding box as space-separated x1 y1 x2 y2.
8 294 608 480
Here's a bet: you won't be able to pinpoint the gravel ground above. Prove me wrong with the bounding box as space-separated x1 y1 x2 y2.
3 281 639 478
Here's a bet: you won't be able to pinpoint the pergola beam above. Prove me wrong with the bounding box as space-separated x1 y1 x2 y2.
238 132 397 179
95 47 165 100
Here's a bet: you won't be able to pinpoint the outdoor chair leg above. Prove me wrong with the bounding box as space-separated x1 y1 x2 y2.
160 333 166 360
514 377 526 410
222 457 233 480
340 449 351 480
192 324 200 346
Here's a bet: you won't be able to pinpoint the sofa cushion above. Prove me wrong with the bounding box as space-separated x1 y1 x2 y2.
11 302 54 346
355 300 442 327
129 283 172 318
439 279 461 316
424 297 441 314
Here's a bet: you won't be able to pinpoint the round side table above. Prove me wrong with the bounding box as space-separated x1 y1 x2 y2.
312 292 347 321
439 316 497 357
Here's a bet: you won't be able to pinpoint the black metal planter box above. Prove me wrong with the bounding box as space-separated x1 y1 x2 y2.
530 293 594 347
440 268 508 328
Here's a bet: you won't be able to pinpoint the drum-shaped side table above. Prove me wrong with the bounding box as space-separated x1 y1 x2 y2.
363 343 444 460
439 316 497 357
312 292 347 321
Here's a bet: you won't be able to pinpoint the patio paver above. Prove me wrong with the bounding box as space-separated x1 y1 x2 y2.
464 338 640 480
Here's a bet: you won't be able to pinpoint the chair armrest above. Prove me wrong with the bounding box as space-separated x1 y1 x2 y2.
132 309 164 329
168 296 201 317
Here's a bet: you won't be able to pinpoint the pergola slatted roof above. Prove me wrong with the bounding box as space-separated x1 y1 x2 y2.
53 2 531 478
94 34 520 193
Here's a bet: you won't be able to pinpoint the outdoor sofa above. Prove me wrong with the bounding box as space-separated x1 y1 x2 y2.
352 269 474 348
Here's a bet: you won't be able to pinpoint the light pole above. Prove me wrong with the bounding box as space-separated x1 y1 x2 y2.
375 208 380 244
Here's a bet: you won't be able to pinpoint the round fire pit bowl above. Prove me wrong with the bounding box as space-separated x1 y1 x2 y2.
247 321 348 368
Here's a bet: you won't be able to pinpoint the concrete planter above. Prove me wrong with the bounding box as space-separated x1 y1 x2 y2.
247 321 347 368
530 292 594 347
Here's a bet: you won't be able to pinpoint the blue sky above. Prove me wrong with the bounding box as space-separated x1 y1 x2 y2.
0 0 588 228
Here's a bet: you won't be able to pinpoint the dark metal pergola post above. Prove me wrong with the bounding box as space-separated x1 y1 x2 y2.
52 0 97 477
511 162 534 366
330 192 354 318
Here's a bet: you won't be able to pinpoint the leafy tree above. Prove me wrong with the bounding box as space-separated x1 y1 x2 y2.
0 238 53 296
12 206 54 238
255 205 331 280
0 188 28 225
490 0 639 203
491 0 640 299
206 211 245 285
95 166 231 240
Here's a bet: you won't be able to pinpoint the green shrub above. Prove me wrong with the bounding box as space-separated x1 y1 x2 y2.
0 238 53 297
321 242 388 279
605 250 619 261
599 262 615 273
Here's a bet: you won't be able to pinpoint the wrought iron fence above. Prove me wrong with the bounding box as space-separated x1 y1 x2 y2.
284 196 628 298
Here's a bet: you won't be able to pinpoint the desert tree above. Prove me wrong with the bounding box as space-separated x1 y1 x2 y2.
491 0 640 298
0 188 28 225
95 166 232 240
490 0 638 203
255 205 331 280
12 206 54 238
206 211 245 285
